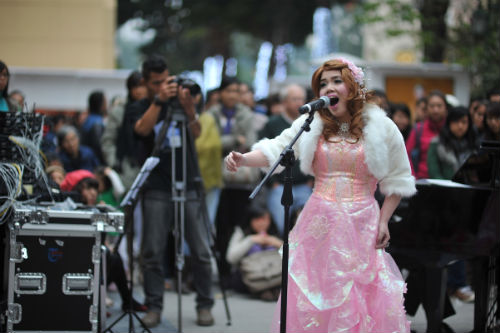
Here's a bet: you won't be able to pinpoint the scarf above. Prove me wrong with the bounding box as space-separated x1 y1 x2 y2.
221 107 236 135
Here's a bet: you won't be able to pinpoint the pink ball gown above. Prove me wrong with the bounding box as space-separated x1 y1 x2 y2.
271 136 410 333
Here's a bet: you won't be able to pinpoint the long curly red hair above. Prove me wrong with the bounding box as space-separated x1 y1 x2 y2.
311 59 372 140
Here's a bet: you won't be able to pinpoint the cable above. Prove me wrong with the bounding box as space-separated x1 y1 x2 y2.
0 163 24 224
8 114 53 202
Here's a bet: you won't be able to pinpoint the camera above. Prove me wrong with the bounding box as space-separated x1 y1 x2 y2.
170 77 201 96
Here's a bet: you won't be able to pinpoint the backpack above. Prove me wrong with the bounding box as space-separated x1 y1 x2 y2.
240 250 282 293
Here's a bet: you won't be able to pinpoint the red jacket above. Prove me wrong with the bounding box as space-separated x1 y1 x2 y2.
406 118 445 179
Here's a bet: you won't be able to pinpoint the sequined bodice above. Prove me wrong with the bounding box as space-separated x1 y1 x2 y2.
312 136 377 202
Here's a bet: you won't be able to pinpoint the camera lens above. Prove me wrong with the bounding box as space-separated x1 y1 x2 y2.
175 77 201 96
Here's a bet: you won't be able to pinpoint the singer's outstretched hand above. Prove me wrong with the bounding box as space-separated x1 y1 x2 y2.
225 151 245 172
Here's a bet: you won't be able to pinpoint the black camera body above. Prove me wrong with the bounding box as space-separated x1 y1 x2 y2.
170 77 201 96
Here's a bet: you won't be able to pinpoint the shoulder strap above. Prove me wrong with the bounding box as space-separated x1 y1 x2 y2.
411 121 424 174
415 121 424 151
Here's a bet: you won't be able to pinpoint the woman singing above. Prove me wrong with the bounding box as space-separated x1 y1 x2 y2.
225 58 416 332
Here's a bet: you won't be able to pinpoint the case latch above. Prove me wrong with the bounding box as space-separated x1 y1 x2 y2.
10 243 27 263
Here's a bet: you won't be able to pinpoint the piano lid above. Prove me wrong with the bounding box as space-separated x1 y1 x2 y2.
453 140 500 188
416 178 483 189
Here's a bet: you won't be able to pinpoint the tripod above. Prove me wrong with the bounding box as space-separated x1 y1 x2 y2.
166 104 232 331
169 109 188 332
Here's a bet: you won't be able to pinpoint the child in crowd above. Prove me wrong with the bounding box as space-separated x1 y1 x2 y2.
46 165 66 186
94 166 126 208
60 169 99 205
226 205 283 301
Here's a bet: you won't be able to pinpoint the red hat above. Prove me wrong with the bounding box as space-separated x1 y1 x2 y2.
60 169 96 192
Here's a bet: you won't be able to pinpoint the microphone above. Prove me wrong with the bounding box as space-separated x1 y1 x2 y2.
298 96 339 114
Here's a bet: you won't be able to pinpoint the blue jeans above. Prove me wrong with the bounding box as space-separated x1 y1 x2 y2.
140 189 214 312
205 187 221 226
267 183 312 236
447 260 467 291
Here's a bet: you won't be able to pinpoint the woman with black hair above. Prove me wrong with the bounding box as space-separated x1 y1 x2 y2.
126 71 148 105
81 90 107 164
102 70 147 189
406 90 449 179
482 102 500 142
427 106 477 303
57 125 100 172
470 99 489 140
226 205 283 301
427 106 477 179
0 60 17 112
390 102 412 141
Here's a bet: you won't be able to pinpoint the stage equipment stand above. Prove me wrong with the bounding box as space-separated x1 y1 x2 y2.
103 155 159 333
249 110 317 333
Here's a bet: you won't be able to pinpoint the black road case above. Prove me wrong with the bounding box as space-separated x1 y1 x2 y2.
4 206 123 333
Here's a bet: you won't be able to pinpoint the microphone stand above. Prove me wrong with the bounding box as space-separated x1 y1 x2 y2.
249 110 317 333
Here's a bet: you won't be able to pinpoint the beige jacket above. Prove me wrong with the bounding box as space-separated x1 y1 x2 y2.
207 103 257 154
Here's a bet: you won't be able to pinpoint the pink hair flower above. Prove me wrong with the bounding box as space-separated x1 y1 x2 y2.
338 58 365 86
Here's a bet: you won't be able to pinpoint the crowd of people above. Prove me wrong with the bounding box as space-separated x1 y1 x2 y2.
1 54 500 330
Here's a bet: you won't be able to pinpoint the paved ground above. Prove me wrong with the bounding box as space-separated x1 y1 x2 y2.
103 285 475 333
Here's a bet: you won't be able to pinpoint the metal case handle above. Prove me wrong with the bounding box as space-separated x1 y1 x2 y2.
14 273 46 295
62 273 94 295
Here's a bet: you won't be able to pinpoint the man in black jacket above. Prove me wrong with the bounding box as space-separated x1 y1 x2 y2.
122 55 214 328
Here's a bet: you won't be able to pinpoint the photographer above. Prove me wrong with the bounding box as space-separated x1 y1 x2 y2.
122 55 214 328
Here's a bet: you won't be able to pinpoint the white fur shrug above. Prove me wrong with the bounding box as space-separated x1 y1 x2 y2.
253 104 417 198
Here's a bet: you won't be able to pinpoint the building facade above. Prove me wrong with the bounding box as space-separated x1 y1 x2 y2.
0 0 116 69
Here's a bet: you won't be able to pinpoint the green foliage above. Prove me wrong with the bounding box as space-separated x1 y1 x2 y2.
447 1 500 98
116 0 497 96
355 0 421 36
229 32 262 84
117 0 318 74
357 0 498 97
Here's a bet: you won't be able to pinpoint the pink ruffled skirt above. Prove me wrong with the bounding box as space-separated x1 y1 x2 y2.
271 193 410 333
